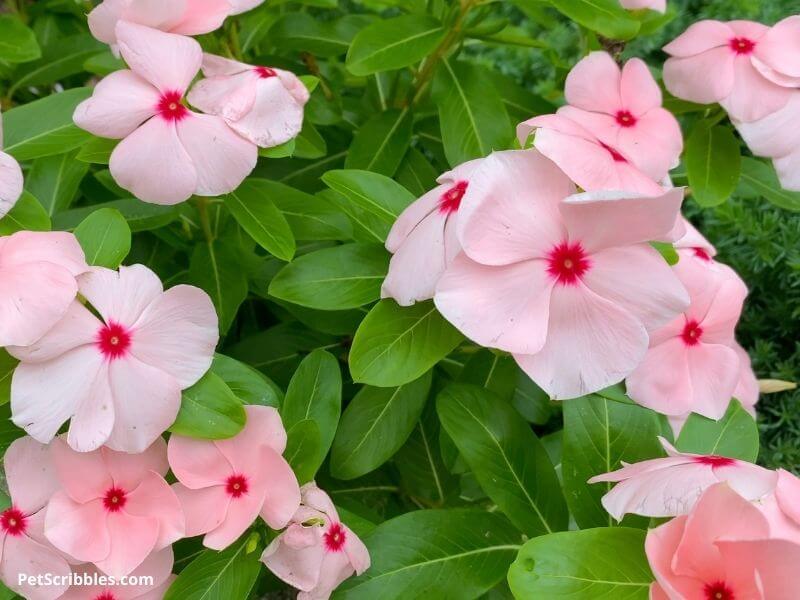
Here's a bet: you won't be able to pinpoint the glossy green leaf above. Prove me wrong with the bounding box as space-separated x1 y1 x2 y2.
396 148 439 196
169 372 247 440
0 16 41 63
210 354 282 408
76 137 119 164
676 399 759 461
53 198 177 232
10 34 103 94
25 150 89 216
349 300 463 387
546 0 640 40
269 14 371 57
285 419 322 483
737 157 800 212
508 528 652 599
331 371 432 480
268 182 352 241
345 109 413 176
0 405 25 457
438 385 568 537
189 241 249 335
225 180 296 261
0 191 50 234
74 208 131 269
685 124 741 207
0 350 17 406
269 243 389 310
293 121 327 159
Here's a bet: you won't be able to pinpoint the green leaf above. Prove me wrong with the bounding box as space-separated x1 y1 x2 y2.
737 157 800 212
432 59 512 167
2 88 92 160
334 509 521 600
346 15 446 76
651 241 679 265
282 350 342 470
437 385 567 537
546 0 640 40
396 148 439 197
350 300 463 387
169 372 247 440
0 191 50 234
0 16 41 63
508 528 652 599
269 14 371 57
10 34 104 94
269 243 389 310
331 371 432 480
284 419 322 484
345 109 413 177
322 170 415 241
210 354 282 408
225 180 296 261
685 124 741 207
189 241 249 335
264 181 351 241
676 399 759 461
83 49 126 76
562 394 663 529
293 121 327 159
53 198 177 232
259 138 296 158
73 208 131 269
76 137 119 164
25 150 89 216
0 350 17 406
164 532 262 600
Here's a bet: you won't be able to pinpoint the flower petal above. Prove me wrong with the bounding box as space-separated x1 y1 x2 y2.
168 436 233 489
215 405 289 464
186 70 257 121
0 534 71 600
172 483 230 537
564 51 622 114
44 493 110 563
102 437 169 490
261 524 326 592
663 21 734 57
258 446 301 530
753 16 800 78
51 438 113 504
94 511 159 577
172 0 231 36
79 265 164 328
67 365 116 453
734 92 800 158
663 48 735 105
627 337 695 416
203 483 266 550
684 343 741 420
720 56 791 122
620 58 662 116
0 150 23 218
227 75 306 147
4 437 59 515
125 471 185 549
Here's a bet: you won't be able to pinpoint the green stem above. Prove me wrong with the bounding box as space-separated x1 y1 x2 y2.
194 197 215 244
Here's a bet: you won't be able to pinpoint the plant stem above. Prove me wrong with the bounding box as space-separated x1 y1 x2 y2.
194 197 215 244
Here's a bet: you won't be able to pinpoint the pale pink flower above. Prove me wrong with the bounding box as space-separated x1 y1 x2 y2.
589 436 776 520
626 252 748 419
187 54 309 148
73 22 257 205
0 231 88 347
0 111 23 219
753 469 800 546
9 264 218 453
647 483 800 600
674 217 717 261
663 18 800 122
44 438 183 578
517 114 665 196
168 405 300 550
59 547 175 600
619 0 665 12
558 52 682 180
381 159 481 306
433 149 688 399
88 0 231 47
228 0 265 14
262 483 370 600
0 437 71 600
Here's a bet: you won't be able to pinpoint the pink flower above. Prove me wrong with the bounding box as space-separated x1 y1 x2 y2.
88 0 231 47
647 483 800 600
261 483 370 600
626 252 748 419
168 405 301 550
517 114 665 196
381 159 480 306
9 264 218 453
589 436 776 520
619 0 665 12
663 18 800 122
752 469 800 547
557 52 682 180
0 111 23 219
674 217 717 261
187 54 309 148
0 231 88 347
44 438 184 578
58 547 175 600
228 0 265 14
73 22 257 205
0 437 71 600
433 149 689 399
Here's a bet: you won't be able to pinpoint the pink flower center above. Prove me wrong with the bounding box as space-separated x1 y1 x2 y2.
599 141 627 162
323 523 346 552
681 319 703 346
693 247 712 261
95 593 116 600
615 110 637 127
729 37 755 55
547 241 591 285
157 90 189 122
704 580 735 599
438 181 468 215
226 475 249 499
96 321 132 361
255 66 277 79
693 455 737 467
103 487 128 513
0 507 27 536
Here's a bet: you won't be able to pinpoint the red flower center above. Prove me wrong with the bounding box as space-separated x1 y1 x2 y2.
226 475 249 499
97 321 132 360
323 522 347 552
0 507 27 536
729 37 755 55
704 580 735 600
547 241 591 285
157 90 189 122
599 141 627 162
103 487 128 513
95 593 116 600
693 455 737 467
615 110 637 127
693 247 712 261
438 181 468 215
255 66 277 79
681 319 703 346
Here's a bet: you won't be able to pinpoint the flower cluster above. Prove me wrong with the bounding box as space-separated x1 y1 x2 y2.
590 441 800 598
382 51 758 423
664 17 800 190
